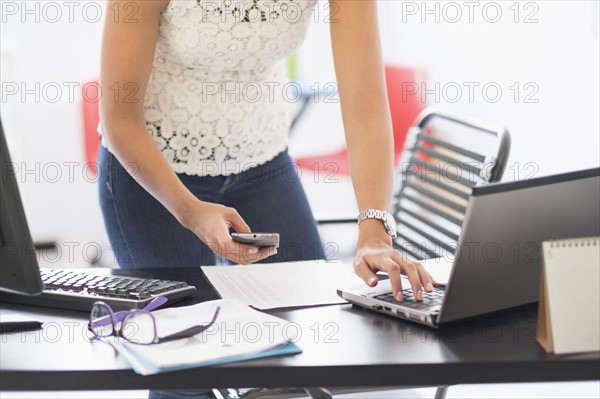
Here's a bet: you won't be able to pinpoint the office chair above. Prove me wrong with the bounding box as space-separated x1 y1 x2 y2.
81 79 100 176
315 108 511 254
294 65 426 176
391 108 511 260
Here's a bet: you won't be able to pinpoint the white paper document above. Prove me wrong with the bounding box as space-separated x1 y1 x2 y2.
202 260 362 309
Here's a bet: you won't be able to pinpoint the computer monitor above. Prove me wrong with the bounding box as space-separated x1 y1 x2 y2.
0 118 44 295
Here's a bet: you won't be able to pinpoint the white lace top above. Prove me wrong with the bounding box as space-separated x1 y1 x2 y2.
101 0 316 176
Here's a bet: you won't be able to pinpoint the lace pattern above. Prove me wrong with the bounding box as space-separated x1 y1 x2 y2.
124 0 317 176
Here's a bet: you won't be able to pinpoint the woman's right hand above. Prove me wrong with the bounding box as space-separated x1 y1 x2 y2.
177 199 277 265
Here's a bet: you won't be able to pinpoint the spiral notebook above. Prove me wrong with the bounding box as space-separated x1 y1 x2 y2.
537 237 600 354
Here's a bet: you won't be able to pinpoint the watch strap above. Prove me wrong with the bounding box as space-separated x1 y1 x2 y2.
358 209 389 224
357 209 397 238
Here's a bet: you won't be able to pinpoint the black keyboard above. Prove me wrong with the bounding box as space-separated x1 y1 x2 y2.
1 269 196 312
374 286 445 312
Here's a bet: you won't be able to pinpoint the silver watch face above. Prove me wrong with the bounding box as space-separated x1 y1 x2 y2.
385 213 398 237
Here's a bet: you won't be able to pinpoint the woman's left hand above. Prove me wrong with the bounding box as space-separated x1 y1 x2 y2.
353 225 437 302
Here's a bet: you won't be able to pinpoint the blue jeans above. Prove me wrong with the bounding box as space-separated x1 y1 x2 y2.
98 145 326 268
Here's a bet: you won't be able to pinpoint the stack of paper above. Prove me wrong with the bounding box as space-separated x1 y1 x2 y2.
202 260 362 309
112 299 301 375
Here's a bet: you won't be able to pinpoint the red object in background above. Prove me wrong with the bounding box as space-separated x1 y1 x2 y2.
81 80 100 176
294 65 426 176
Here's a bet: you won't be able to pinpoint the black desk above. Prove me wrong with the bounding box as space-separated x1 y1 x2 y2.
1 267 599 391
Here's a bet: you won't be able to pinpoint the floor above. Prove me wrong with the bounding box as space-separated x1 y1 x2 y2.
1 381 599 399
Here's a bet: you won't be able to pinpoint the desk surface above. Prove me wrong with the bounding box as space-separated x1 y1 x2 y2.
1 267 599 391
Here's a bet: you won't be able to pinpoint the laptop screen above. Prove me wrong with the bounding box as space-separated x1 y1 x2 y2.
440 168 600 323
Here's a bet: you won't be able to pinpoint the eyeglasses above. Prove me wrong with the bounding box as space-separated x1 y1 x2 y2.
88 296 220 345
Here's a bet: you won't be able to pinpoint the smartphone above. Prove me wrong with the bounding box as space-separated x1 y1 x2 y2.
231 232 280 248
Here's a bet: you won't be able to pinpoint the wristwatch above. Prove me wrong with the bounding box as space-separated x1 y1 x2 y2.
357 209 397 238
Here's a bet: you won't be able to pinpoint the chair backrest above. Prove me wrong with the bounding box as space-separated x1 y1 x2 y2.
391 108 511 260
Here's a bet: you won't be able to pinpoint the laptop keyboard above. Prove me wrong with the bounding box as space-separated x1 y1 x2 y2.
374 286 445 312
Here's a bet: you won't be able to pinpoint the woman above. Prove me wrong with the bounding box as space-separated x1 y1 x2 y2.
99 1 435 397
99 0 434 344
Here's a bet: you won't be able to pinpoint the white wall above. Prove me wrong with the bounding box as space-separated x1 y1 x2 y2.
297 1 600 177
1 0 599 261
376 0 600 178
1 0 107 265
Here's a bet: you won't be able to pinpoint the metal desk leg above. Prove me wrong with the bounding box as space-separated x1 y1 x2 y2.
434 386 449 399
303 387 333 399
